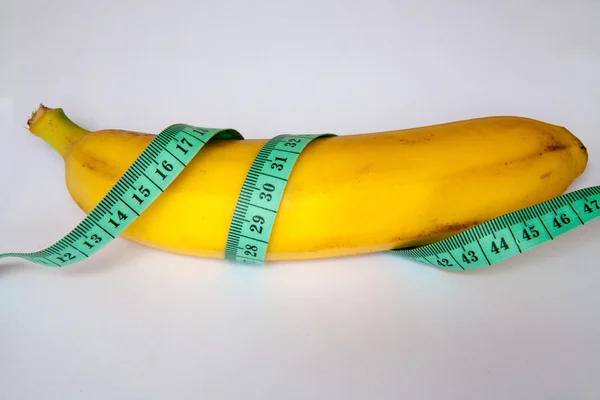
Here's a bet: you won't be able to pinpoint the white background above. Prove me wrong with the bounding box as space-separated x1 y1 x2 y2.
1 0 599 399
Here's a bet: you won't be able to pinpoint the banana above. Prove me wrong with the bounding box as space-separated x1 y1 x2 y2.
26 104 588 261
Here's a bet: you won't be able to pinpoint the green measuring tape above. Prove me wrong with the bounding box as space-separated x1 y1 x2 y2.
1 123 599 269
0 124 243 267
391 186 600 269
224 133 335 264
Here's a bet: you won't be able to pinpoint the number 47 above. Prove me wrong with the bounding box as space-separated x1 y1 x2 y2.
584 200 599 213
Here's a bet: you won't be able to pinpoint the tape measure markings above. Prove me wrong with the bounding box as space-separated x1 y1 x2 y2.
225 134 335 263
0 124 243 267
391 186 600 270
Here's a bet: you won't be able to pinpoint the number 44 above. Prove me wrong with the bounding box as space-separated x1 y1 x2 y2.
491 237 509 254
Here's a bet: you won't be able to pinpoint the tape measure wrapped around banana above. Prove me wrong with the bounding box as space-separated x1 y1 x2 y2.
1 104 598 269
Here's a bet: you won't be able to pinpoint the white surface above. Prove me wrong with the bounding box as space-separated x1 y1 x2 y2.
1 0 600 399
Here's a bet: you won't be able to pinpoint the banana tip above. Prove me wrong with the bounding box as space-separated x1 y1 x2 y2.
27 103 55 130
27 103 45 128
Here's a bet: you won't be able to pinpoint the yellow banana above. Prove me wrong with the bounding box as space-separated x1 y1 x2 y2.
27 104 588 261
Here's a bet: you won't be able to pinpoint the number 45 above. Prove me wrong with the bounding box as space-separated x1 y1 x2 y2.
522 225 540 241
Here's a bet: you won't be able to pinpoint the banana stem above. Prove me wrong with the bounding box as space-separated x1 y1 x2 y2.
27 104 89 159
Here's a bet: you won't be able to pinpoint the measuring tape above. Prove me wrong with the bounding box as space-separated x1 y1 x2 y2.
1 123 598 269
391 185 600 269
224 133 335 263
0 124 242 267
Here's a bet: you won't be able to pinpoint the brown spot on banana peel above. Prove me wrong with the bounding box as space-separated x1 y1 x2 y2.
81 155 119 179
74 130 153 180
99 129 154 139
545 143 568 152
540 171 552 179
393 220 482 249
504 142 570 166
537 142 567 156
